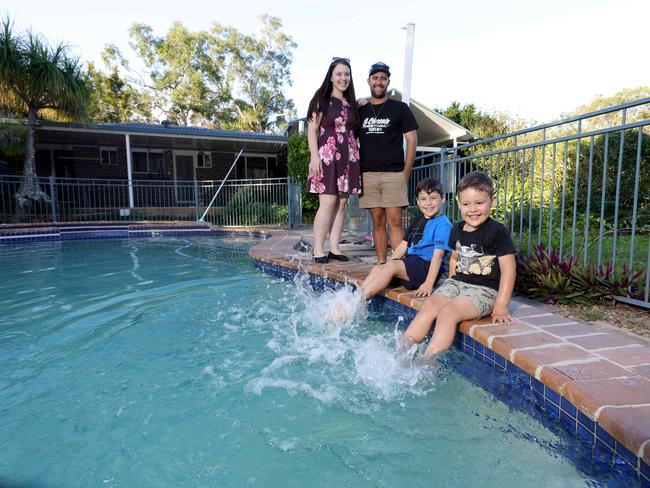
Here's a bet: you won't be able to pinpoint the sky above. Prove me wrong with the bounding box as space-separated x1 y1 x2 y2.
4 0 649 124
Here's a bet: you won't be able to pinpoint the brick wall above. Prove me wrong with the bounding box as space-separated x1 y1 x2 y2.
26 143 288 182
72 146 129 179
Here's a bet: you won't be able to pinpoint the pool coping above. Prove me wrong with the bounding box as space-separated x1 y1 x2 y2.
2 222 648 484
247 229 650 485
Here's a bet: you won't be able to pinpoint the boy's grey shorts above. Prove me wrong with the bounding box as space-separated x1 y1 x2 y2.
434 278 498 318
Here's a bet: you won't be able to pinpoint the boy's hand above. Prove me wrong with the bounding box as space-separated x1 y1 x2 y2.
413 282 434 297
491 304 512 325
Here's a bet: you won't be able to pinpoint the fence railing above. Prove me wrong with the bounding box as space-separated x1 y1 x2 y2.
0 175 302 228
346 97 650 307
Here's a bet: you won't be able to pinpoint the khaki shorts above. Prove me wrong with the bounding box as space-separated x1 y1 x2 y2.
359 171 409 208
434 278 498 318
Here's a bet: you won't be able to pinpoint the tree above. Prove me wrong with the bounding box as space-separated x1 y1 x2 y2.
106 15 296 132
115 21 227 126
213 15 296 132
437 101 512 140
565 86 650 130
0 18 90 206
87 62 151 123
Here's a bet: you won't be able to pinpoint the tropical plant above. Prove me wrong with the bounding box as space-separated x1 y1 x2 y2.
0 17 91 206
516 244 646 305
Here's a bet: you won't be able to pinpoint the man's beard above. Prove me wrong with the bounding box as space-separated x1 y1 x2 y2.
371 87 387 99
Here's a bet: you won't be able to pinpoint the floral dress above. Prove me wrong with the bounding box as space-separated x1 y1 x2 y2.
307 97 362 195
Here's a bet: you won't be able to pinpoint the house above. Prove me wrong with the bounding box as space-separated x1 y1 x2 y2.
2 120 288 183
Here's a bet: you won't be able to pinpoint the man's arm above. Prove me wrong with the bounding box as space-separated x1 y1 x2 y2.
403 129 417 181
492 253 516 324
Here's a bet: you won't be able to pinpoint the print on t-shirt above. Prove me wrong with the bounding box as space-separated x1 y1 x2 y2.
361 116 391 134
454 242 496 276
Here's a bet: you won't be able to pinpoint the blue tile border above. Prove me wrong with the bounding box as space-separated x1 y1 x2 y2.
0 223 262 245
251 256 648 486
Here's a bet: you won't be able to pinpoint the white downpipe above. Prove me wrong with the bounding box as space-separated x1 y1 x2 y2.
125 133 134 208
199 149 244 222
402 23 415 107
402 23 415 154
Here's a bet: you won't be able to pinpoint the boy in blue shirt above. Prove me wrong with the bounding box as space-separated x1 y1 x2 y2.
359 178 452 300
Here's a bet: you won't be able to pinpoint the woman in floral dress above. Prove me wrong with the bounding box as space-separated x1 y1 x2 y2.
306 57 362 263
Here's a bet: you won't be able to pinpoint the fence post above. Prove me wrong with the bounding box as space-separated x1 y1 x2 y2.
49 176 58 223
194 180 200 222
287 176 294 229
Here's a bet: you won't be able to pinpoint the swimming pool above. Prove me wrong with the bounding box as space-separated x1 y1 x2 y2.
0 237 637 487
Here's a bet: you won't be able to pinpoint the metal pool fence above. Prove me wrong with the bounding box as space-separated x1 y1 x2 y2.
0 176 303 229
346 97 650 307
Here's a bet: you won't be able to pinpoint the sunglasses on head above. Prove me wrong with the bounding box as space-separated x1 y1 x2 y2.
331 57 350 65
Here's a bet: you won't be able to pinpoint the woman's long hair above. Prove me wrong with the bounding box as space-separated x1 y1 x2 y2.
306 59 358 131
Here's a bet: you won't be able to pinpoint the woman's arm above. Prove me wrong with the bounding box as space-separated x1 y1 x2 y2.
307 112 322 179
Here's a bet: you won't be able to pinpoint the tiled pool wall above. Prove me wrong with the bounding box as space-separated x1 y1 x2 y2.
253 258 649 487
0 223 268 244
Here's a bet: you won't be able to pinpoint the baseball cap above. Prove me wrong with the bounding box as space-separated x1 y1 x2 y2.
369 62 390 77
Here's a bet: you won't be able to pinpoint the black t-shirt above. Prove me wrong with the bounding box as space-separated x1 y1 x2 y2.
358 99 418 172
448 218 516 290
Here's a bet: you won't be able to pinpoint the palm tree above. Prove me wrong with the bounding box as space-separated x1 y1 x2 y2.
0 18 90 206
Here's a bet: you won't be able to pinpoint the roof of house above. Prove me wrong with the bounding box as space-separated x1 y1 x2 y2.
385 89 477 146
0 118 288 153
38 120 288 142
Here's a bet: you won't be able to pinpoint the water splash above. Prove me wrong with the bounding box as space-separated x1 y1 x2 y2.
243 273 437 407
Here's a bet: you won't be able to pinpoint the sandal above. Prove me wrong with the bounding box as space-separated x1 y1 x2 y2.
314 255 329 264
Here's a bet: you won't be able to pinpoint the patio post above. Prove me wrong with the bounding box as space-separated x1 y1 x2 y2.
125 134 134 208
194 180 200 221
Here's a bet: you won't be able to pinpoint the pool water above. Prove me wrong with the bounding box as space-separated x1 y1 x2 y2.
0 238 633 487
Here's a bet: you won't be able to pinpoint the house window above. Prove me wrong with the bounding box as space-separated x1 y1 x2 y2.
132 151 149 173
100 148 118 165
238 154 277 179
197 152 212 168
132 150 164 174
149 152 163 174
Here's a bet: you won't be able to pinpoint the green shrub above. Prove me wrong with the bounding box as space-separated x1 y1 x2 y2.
217 187 278 225
287 132 318 211
516 244 646 305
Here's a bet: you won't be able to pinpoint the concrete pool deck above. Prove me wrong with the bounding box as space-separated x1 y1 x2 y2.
248 228 650 479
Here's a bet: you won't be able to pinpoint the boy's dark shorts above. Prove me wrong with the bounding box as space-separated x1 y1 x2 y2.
399 254 443 290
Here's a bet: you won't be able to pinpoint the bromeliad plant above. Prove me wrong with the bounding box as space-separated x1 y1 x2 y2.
516 244 646 305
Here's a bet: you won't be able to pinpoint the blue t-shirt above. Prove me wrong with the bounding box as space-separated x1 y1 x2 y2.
405 214 452 273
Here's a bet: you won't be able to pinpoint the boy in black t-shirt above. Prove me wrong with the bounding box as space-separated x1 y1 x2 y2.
400 172 516 357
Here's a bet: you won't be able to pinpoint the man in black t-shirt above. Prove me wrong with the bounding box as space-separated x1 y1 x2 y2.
358 62 418 264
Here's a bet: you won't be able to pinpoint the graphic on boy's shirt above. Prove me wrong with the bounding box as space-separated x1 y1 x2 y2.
454 242 496 276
